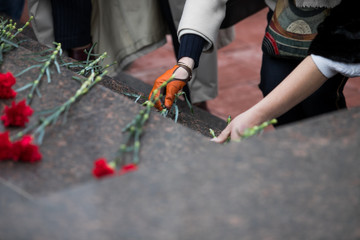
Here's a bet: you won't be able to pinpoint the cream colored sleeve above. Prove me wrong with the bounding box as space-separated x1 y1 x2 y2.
177 0 228 52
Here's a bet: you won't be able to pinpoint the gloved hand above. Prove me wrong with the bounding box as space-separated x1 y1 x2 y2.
148 63 192 110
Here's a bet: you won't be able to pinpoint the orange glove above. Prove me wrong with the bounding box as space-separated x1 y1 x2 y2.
148 64 192 110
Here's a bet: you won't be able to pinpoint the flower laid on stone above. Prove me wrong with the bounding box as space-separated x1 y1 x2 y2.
12 135 42 162
0 16 33 64
11 71 107 145
92 159 139 178
240 119 277 140
209 118 278 142
160 90 193 123
1 99 33 127
0 17 111 166
0 72 17 99
92 75 175 179
123 89 193 124
0 131 41 162
15 42 63 105
92 158 116 178
60 44 113 78
119 163 138 175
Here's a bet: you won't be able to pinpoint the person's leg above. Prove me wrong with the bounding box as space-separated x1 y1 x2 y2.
50 0 92 59
259 8 348 126
300 73 348 116
0 0 25 21
259 8 307 125
260 53 307 125
260 53 348 126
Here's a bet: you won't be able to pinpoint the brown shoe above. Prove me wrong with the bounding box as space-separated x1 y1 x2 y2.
193 101 208 111
68 45 94 61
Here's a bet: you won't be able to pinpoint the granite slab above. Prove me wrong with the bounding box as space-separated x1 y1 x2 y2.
0 45 217 196
16 29 227 137
1 107 360 240
0 23 359 240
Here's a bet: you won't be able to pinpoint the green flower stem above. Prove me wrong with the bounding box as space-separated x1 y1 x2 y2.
10 16 33 40
111 75 174 168
0 16 32 65
209 119 277 143
12 70 107 144
26 43 62 104
209 128 216 138
78 52 107 76
240 119 277 140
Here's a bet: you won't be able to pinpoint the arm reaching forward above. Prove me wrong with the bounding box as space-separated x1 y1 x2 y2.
213 56 328 142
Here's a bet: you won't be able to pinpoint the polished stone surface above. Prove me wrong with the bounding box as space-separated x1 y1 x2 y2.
1 107 360 240
16 30 227 137
0 44 218 196
1 28 360 240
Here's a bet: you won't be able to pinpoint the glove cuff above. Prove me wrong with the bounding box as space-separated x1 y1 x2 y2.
176 62 193 82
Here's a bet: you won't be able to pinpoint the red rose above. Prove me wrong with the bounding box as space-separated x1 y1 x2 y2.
12 135 42 163
119 163 138 175
1 100 33 127
0 72 17 99
92 158 115 178
0 131 13 160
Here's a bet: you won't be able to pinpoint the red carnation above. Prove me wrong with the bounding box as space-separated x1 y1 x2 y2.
0 131 13 160
1 100 33 127
0 72 16 87
12 135 42 163
119 163 138 175
0 86 17 99
92 158 115 178
0 72 17 99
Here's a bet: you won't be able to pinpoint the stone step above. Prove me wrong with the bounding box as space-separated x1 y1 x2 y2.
19 26 227 138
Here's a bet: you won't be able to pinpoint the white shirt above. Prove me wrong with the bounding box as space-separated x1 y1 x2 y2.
311 54 360 78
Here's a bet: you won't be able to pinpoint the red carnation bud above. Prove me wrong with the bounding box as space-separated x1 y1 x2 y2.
119 163 138 175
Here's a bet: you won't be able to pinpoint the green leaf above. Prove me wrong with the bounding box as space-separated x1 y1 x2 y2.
34 106 59 116
62 105 70 124
160 109 168 118
15 64 42 77
184 92 194 114
46 68 51 83
35 86 42 97
15 83 33 92
54 59 61 74
36 128 45 145
174 104 179 123
71 76 84 83
0 37 18 48
22 48 53 56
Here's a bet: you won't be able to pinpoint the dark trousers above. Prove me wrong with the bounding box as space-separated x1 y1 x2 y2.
50 0 92 50
260 53 347 126
158 0 192 103
0 0 25 21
